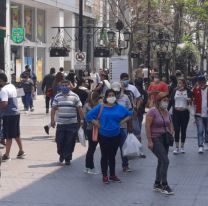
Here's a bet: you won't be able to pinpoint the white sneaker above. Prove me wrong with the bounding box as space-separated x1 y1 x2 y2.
198 147 204 154
180 148 185 154
25 111 29 114
84 168 89 173
204 143 208 151
87 168 100 175
173 148 180 155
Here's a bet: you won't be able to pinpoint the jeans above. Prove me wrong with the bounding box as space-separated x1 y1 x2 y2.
172 110 190 143
119 128 129 167
152 136 169 185
195 116 208 147
22 92 32 110
99 134 120 176
55 123 79 160
85 129 98 169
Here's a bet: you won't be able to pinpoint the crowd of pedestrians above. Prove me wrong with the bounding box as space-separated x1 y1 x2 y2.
1 65 208 196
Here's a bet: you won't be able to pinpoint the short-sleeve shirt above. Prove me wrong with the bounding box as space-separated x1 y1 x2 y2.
147 107 171 138
0 84 19 116
125 84 141 99
52 91 82 125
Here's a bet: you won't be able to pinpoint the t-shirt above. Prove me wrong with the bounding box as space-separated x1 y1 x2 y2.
21 79 34 93
125 84 141 99
86 103 133 137
0 84 19 116
52 91 82 125
147 107 171 138
174 90 188 109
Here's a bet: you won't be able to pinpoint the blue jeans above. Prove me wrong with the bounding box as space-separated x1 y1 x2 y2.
22 92 32 110
120 128 128 168
195 116 208 147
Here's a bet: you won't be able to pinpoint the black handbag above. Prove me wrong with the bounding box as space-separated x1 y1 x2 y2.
158 110 174 147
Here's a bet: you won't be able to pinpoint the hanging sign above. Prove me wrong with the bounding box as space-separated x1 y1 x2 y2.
11 27 25 43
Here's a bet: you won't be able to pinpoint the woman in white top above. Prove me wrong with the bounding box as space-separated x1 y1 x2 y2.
169 78 192 154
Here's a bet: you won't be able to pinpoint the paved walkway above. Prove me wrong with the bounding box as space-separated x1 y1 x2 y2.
0 96 208 206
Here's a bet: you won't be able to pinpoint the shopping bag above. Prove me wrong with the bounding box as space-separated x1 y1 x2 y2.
122 133 142 158
78 127 86 147
92 125 99 142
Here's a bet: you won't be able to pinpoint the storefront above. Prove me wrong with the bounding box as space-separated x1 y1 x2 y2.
10 1 46 82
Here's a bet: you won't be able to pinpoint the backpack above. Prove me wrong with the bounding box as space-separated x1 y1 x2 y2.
124 89 135 109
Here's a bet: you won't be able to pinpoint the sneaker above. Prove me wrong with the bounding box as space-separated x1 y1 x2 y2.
30 107 34 112
153 183 163 192
59 156 64 164
161 185 174 195
44 125 49 135
139 152 146 158
17 151 26 158
65 158 71 165
204 143 208 151
2 154 11 162
25 110 29 114
180 147 185 154
87 168 100 175
46 109 49 114
198 147 204 154
84 168 89 173
109 176 121 183
123 166 132 173
173 148 180 155
103 176 109 184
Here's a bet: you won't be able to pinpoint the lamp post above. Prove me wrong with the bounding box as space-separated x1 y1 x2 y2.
107 19 131 56
151 30 175 81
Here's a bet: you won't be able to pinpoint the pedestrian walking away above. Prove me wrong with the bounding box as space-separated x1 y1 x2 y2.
51 80 84 165
42 67 56 114
0 73 26 162
145 92 174 195
86 89 133 184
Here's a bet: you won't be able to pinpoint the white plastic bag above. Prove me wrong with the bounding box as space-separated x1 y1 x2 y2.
122 133 142 158
78 127 86 147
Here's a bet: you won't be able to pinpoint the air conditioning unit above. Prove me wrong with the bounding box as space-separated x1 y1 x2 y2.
50 47 69 57
94 47 110 58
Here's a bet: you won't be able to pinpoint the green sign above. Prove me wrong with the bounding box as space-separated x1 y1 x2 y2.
11 28 25 43
0 29 5 44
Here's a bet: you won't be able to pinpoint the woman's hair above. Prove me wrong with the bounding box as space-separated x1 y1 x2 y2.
177 78 187 89
88 91 100 107
103 89 117 104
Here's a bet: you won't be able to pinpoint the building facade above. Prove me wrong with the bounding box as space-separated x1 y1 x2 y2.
4 0 103 84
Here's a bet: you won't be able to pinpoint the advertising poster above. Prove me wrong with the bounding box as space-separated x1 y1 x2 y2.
16 59 22 82
37 10 45 42
37 60 43 82
11 7 20 28
25 8 32 39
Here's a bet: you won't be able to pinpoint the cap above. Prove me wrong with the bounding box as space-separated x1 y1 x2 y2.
156 92 169 102
197 74 206 82
111 82 121 92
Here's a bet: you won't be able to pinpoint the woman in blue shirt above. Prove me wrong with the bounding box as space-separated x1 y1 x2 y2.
86 89 132 184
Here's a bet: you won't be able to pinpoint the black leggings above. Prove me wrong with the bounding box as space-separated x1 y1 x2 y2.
172 110 190 143
99 134 120 176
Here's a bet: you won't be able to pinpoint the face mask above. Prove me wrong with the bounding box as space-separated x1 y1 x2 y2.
154 78 159 83
61 86 70 95
107 96 116 104
160 101 168 110
122 80 129 87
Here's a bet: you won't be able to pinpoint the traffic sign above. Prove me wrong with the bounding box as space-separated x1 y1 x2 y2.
75 52 85 62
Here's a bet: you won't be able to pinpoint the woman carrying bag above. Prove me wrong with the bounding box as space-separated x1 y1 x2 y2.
145 92 175 195
86 89 133 184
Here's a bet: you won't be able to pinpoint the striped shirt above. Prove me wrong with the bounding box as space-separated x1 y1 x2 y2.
52 91 82 125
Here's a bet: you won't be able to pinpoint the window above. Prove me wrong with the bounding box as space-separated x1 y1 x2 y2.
37 9 46 43
24 7 35 41
11 3 22 29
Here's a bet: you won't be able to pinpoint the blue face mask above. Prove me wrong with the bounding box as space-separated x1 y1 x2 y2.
122 80 129 87
61 86 70 95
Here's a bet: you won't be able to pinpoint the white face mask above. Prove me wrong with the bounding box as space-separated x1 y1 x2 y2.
160 101 168 110
107 96 116 104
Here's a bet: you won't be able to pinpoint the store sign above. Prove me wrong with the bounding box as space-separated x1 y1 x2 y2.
11 28 25 43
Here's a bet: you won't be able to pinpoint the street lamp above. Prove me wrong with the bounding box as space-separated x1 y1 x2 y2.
151 30 175 81
107 19 131 56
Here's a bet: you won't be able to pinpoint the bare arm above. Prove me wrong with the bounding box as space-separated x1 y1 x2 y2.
145 114 154 150
0 101 8 109
51 107 57 128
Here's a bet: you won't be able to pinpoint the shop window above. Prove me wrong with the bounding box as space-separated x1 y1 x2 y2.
11 46 22 82
24 47 34 72
37 9 46 43
24 7 35 42
11 3 22 30
37 48 45 81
